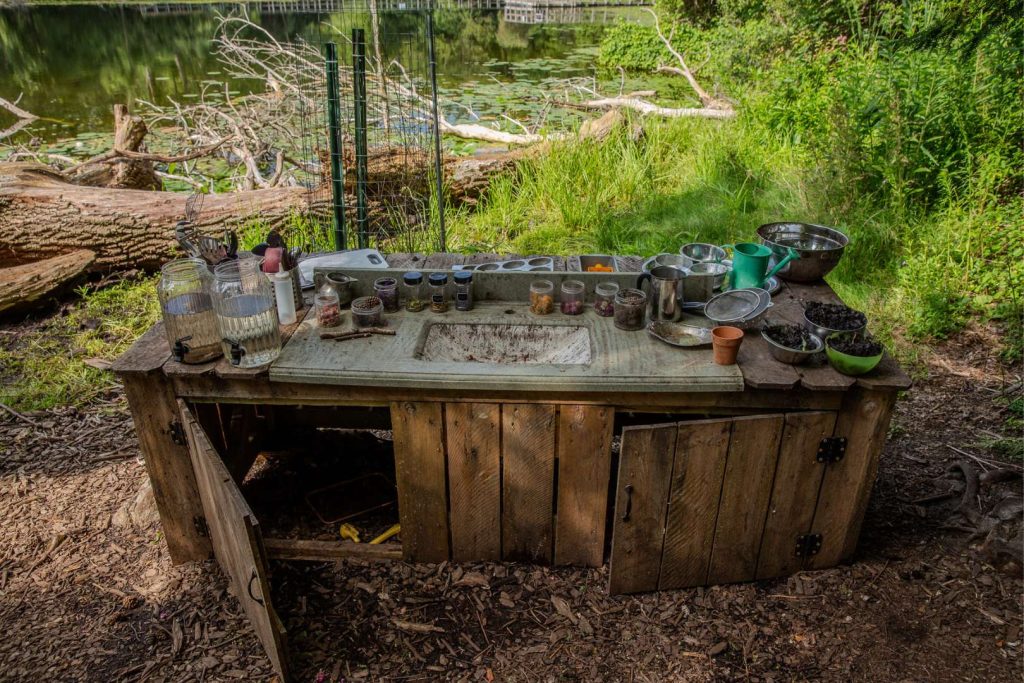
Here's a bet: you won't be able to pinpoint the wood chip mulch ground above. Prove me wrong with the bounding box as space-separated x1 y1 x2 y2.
0 323 1021 682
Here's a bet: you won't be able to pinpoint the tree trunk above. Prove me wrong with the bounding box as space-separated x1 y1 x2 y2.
0 162 321 272
0 249 96 314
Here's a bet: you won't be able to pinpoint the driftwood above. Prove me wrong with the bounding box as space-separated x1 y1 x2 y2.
66 105 161 190
0 250 96 315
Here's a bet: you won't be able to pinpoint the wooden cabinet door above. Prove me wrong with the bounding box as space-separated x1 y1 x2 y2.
609 412 837 595
178 400 290 681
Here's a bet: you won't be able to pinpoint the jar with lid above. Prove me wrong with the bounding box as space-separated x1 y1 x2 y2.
529 280 554 315
560 280 585 315
428 273 449 312
212 257 282 368
403 271 425 312
351 296 383 328
594 282 618 317
374 276 400 313
315 289 342 327
158 257 222 364
454 271 474 311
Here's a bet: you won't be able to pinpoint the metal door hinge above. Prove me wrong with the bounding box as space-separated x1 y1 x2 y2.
169 420 186 446
194 516 210 538
795 533 823 557
816 437 847 464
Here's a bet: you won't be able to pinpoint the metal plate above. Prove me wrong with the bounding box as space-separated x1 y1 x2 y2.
646 321 713 348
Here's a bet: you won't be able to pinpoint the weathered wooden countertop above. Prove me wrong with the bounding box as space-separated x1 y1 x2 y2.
113 252 912 396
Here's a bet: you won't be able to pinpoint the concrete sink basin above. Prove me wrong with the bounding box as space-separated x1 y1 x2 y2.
417 322 592 365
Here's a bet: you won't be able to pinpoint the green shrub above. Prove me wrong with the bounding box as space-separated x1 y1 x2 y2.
598 22 670 72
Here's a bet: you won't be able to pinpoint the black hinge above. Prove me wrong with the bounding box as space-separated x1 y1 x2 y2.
816 436 847 463
194 516 210 538
795 533 823 557
169 419 186 446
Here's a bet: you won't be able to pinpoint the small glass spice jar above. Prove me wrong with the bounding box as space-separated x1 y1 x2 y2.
529 280 554 315
594 282 618 318
454 271 474 311
373 276 400 313
613 287 647 331
428 273 449 312
403 271 425 312
560 279 585 315
315 289 342 328
351 296 383 328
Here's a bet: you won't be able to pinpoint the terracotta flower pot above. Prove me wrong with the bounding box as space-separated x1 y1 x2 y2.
711 326 744 365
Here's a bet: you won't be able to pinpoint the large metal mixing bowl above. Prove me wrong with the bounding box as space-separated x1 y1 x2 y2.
757 222 848 282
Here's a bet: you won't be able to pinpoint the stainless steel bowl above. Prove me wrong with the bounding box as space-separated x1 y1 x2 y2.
680 243 727 263
761 329 824 364
689 262 730 290
757 222 848 282
802 309 866 341
642 253 692 273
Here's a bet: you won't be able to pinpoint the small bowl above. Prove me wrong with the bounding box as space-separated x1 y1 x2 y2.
689 262 730 290
825 337 883 375
680 243 727 263
761 329 823 364
802 310 866 341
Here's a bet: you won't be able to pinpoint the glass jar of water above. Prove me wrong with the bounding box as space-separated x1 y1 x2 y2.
212 257 282 368
157 258 222 364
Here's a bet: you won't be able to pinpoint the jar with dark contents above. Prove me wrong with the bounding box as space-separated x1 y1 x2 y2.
613 288 647 331
403 271 425 312
428 273 449 313
373 276 400 313
594 282 618 317
454 271 474 311
529 280 554 315
560 279 585 315
351 296 383 328
315 290 342 328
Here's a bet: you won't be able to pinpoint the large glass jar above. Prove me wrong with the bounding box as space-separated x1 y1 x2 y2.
212 258 281 368
157 258 222 364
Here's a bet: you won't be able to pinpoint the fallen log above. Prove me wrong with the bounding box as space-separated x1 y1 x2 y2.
0 249 96 314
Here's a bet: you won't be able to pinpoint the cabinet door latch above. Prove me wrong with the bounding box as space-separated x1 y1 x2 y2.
795 533 823 557
816 437 847 463
169 419 187 446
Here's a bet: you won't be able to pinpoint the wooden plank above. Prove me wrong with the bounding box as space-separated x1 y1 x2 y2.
501 403 557 563
111 322 170 374
808 389 897 568
706 414 785 584
121 373 210 564
737 334 801 390
179 401 289 681
658 418 732 590
445 402 502 561
421 253 463 269
386 252 426 269
389 401 450 562
220 404 264 484
608 423 677 594
554 405 614 567
755 411 837 580
264 538 402 562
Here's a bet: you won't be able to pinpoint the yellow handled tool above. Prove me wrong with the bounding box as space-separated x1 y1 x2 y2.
369 524 400 545
339 523 361 543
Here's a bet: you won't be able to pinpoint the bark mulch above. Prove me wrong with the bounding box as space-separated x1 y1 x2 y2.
0 323 1020 682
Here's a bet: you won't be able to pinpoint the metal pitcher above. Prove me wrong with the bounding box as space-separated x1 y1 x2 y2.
637 265 687 322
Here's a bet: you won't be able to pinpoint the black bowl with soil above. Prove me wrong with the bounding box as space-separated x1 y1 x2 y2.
761 323 823 364
803 301 867 339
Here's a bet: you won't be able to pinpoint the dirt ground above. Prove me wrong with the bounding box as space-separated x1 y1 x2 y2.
1 324 1021 682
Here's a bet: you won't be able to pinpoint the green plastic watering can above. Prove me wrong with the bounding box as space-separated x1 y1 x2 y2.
723 242 800 290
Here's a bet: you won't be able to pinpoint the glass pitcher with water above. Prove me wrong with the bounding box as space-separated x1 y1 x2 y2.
157 258 222 364
212 258 282 368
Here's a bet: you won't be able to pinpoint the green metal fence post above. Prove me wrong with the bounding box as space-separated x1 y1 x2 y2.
352 28 370 250
325 41 346 251
426 9 447 253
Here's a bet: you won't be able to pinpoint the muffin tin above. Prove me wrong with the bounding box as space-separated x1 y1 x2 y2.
453 257 554 272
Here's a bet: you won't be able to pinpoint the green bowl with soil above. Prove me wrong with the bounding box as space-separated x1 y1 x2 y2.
825 334 884 375
761 324 823 364
803 301 867 340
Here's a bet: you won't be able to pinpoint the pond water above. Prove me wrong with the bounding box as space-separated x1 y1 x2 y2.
0 3 648 143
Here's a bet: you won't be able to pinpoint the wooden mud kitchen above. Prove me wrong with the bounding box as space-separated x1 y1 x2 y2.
114 250 910 680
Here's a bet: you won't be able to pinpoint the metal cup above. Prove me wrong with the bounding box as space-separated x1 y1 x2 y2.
636 265 686 322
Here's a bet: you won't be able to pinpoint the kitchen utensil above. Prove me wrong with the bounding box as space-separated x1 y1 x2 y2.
685 262 728 303
704 288 773 329
825 336 883 375
322 272 357 306
724 242 798 290
637 265 686 322
647 320 713 348
680 243 727 263
302 249 389 288
802 308 866 341
579 254 617 272
641 253 692 273
757 222 848 282
455 256 556 272
711 326 744 365
761 328 823 364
